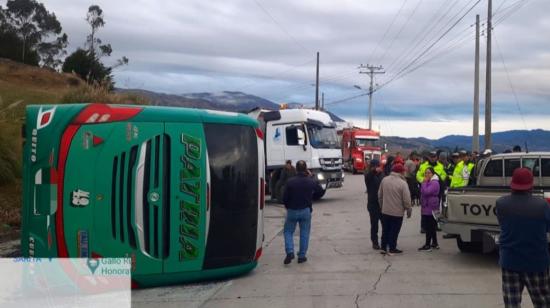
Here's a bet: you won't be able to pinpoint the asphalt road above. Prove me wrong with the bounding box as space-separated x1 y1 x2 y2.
132 173 534 308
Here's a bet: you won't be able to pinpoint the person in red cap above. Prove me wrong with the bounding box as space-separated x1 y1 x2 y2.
378 163 412 255
496 168 550 307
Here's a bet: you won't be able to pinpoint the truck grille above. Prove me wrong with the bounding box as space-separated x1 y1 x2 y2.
319 158 342 171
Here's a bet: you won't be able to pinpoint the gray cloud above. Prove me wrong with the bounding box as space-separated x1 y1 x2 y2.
9 0 549 134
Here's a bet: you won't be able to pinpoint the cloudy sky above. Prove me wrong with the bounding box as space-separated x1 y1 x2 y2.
13 0 550 138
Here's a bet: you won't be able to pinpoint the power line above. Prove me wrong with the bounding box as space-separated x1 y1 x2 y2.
380 0 483 91
386 0 477 78
365 0 410 64
252 0 311 54
376 0 425 65
494 32 528 131
384 0 454 74
386 0 470 76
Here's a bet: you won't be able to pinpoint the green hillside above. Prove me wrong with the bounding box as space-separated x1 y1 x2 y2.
0 58 148 236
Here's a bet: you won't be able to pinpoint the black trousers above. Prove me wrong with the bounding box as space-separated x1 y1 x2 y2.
368 209 381 244
421 214 438 246
381 214 403 251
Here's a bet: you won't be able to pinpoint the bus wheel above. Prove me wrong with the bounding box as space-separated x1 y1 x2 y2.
456 236 482 253
313 189 326 201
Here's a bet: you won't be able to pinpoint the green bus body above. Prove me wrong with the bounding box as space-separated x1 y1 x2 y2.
21 103 265 288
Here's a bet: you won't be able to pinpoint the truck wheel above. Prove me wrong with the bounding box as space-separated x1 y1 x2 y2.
313 189 326 201
456 236 482 253
351 166 357 174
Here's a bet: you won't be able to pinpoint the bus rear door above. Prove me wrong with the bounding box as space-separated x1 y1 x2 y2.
163 122 206 273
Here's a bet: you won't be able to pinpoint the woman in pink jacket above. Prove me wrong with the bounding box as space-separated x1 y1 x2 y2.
419 167 440 251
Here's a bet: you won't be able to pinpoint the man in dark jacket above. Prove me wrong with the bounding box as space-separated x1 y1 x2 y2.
282 160 323 264
496 168 550 307
365 159 384 250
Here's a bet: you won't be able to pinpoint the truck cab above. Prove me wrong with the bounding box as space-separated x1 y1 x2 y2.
441 152 550 253
341 128 382 173
250 108 344 201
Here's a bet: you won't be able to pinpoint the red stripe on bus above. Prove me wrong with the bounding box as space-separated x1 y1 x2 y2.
56 124 80 257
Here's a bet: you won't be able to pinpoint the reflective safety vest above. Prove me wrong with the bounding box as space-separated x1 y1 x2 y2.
467 162 475 174
450 161 470 188
416 161 447 184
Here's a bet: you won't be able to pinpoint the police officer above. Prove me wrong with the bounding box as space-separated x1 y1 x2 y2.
446 153 459 187
416 151 447 184
450 151 470 188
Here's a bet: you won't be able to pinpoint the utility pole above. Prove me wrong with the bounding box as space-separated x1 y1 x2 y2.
473 14 480 153
484 0 492 150
315 52 320 110
359 64 385 130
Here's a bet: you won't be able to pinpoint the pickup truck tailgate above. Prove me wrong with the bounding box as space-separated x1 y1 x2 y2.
446 188 545 226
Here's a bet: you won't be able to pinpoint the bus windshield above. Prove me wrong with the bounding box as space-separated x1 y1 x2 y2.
356 138 379 147
307 124 340 149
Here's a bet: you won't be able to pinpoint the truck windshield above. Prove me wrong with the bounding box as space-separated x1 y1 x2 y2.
307 124 339 149
355 138 379 147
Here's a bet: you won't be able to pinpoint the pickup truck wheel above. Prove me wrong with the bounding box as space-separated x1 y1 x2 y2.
313 189 326 201
456 236 482 253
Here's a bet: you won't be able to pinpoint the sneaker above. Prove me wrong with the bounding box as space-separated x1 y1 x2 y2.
297 256 307 264
431 244 440 250
389 249 403 254
372 243 381 250
418 245 432 252
443 234 457 239
283 253 294 265
380 250 393 256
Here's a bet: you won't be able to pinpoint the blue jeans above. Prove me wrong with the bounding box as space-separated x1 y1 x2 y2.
284 208 312 258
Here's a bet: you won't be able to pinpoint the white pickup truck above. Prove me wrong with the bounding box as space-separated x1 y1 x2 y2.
440 152 550 253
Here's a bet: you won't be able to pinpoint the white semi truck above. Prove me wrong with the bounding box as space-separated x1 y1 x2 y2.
248 108 344 201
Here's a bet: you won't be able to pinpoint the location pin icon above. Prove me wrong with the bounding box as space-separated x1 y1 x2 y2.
87 258 100 274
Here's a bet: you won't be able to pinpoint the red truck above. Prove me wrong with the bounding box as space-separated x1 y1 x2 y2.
341 128 382 173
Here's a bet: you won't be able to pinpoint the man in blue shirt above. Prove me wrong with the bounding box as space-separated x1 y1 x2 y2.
282 160 323 265
496 168 550 307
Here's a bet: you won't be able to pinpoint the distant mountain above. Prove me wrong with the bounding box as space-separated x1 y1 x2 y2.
117 89 346 123
118 89 279 112
179 91 280 112
382 129 550 153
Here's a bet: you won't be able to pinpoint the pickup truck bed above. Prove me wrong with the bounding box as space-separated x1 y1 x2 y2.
441 187 548 253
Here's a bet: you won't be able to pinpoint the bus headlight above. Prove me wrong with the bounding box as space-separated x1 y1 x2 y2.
316 173 325 181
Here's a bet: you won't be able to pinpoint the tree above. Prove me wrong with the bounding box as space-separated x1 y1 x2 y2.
63 5 127 88
0 0 67 68
38 33 67 70
62 48 112 86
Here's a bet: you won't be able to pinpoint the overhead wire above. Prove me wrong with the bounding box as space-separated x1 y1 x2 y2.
252 0 311 55
384 0 454 74
494 32 529 131
377 0 483 92
376 0 425 65
365 0 410 65
385 0 469 77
